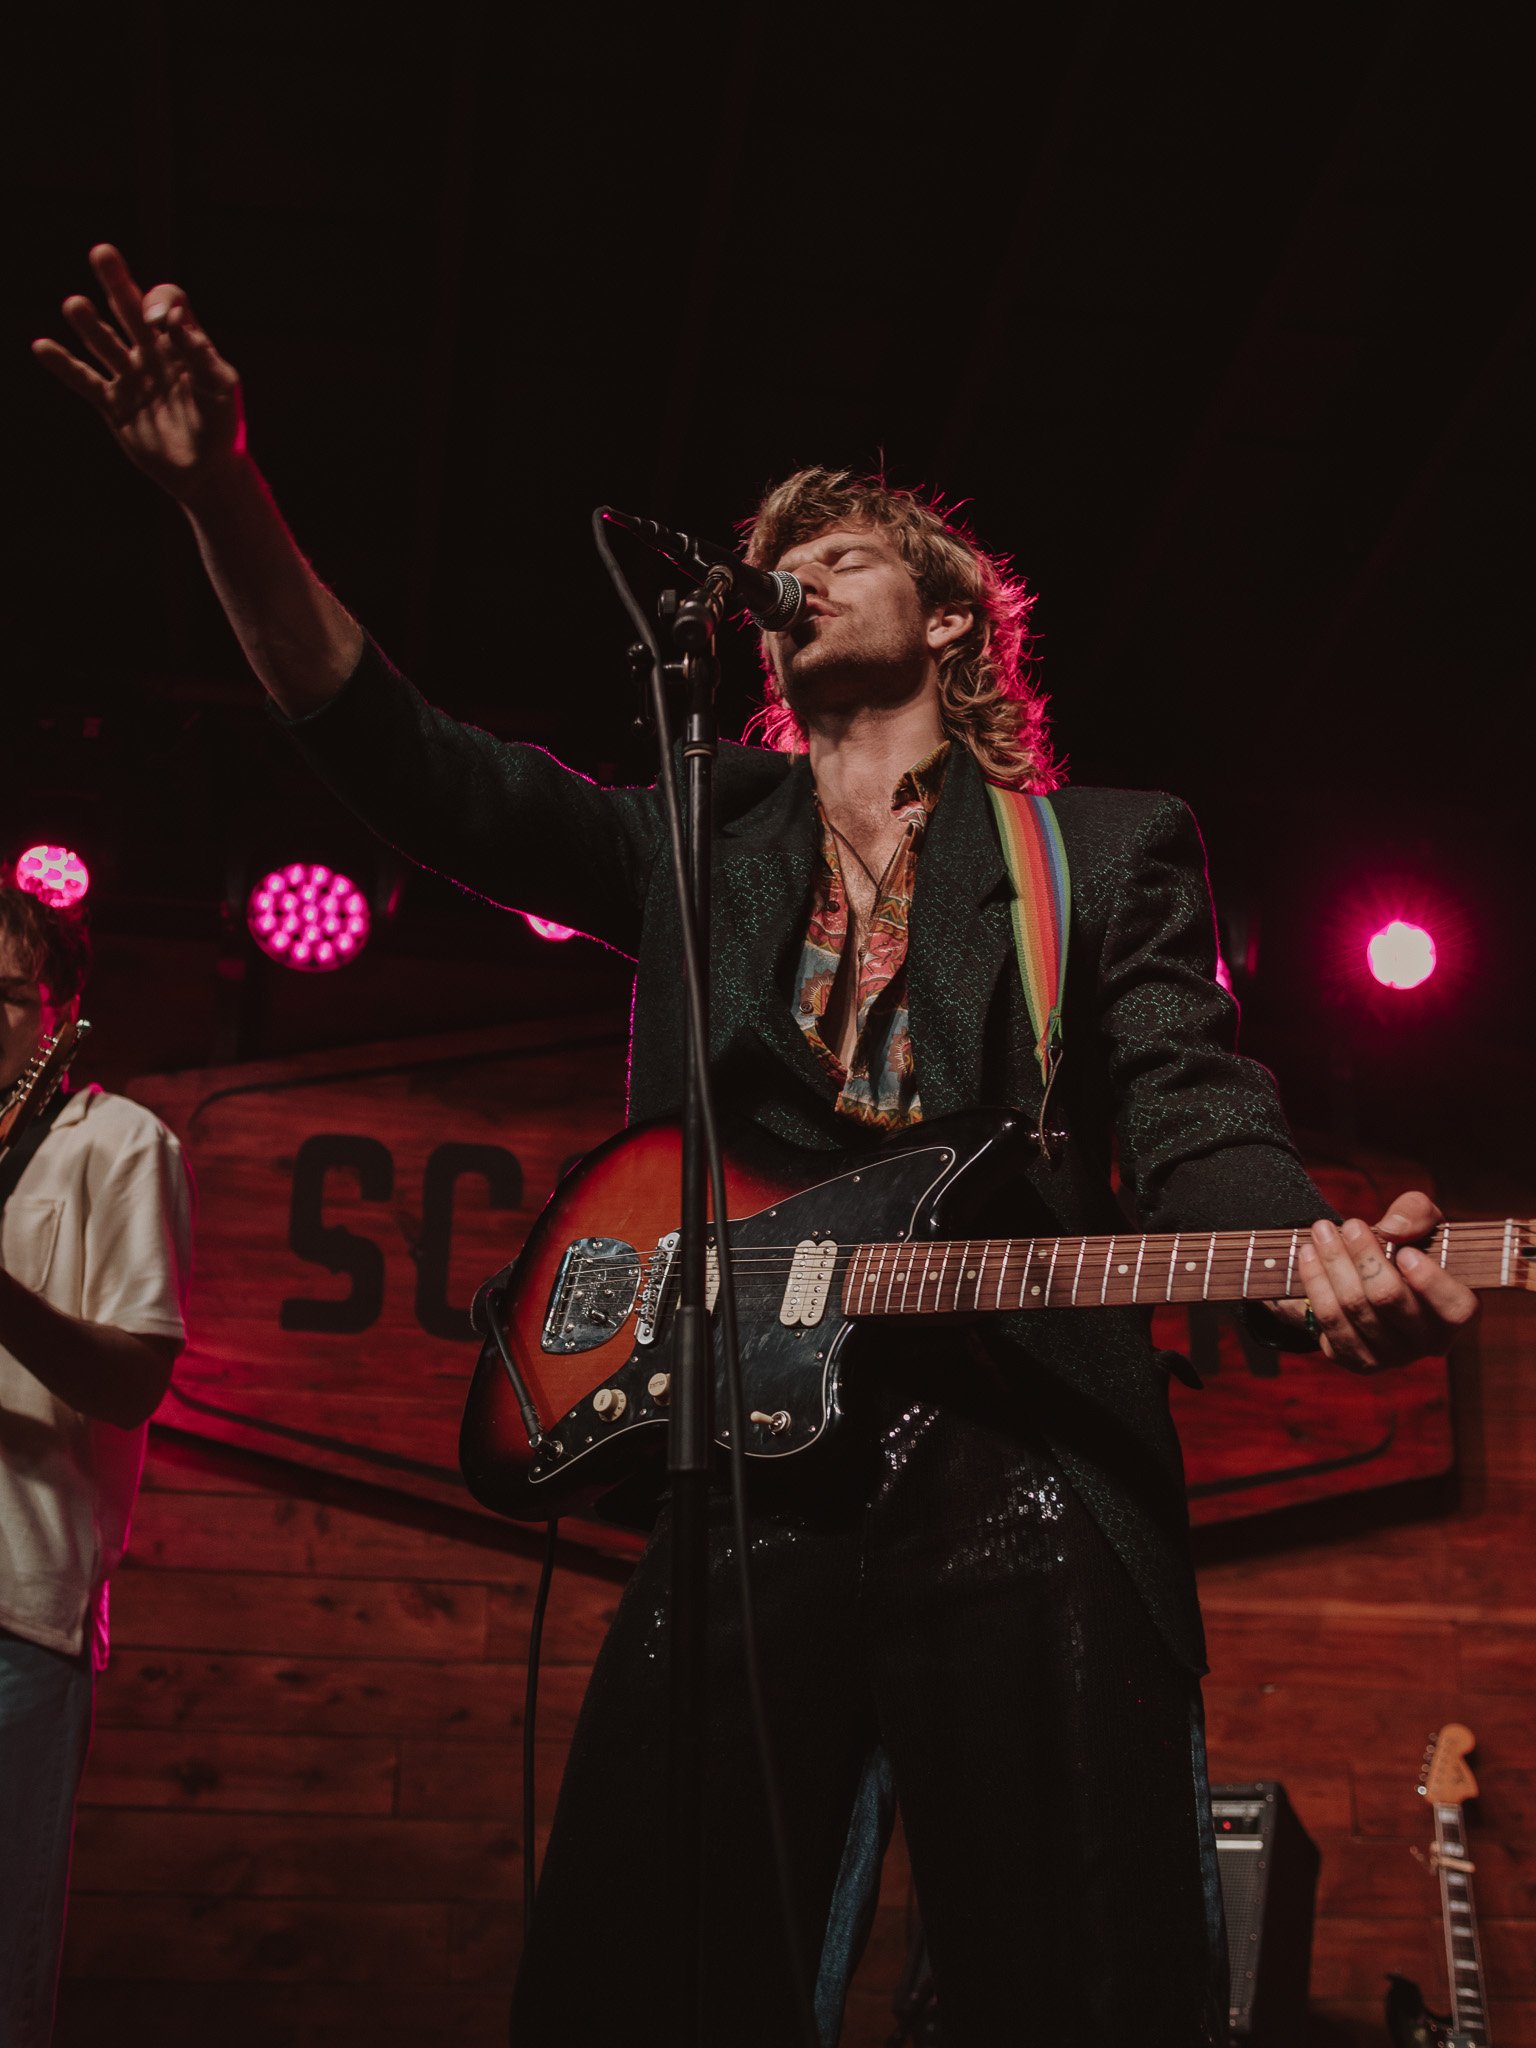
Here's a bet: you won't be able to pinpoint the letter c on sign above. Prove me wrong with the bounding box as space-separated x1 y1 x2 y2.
415 1142 523 1340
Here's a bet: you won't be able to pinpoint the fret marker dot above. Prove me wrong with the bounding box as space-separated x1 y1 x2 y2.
1030 1283 1041 1295
965 1270 977 1281
1185 1260 1197 1271
1263 1257 1276 1268
1117 1262 1128 1274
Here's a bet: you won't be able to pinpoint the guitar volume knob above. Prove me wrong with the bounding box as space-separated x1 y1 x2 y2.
591 1388 627 1421
646 1372 671 1402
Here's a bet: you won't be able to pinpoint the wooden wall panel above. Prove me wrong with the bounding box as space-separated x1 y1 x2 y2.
1186 1269 1536 2045
57 1983 517 2048
129 1020 633 1518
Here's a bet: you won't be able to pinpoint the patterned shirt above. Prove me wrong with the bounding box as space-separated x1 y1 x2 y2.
792 741 951 1131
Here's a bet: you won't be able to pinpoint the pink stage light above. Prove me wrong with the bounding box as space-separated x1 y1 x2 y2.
247 863 371 972
524 914 576 942
15 844 90 908
1366 919 1436 991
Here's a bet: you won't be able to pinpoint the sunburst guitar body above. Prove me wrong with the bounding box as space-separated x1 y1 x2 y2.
457 1109 1535 1525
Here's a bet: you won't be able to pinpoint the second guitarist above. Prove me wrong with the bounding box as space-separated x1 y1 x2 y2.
0 875 194 2045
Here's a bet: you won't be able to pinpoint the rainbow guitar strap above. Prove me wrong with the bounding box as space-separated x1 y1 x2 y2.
983 784 1071 1160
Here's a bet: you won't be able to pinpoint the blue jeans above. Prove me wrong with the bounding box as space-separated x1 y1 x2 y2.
0 1627 94 2048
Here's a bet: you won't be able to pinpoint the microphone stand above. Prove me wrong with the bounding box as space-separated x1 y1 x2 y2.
593 507 814 2045
663 562 734 2044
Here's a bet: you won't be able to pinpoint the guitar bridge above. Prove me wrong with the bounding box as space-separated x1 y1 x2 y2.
634 1232 678 1346
541 1237 640 1354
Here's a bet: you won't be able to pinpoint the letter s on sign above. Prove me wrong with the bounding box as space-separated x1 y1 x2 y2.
280 1134 393 1334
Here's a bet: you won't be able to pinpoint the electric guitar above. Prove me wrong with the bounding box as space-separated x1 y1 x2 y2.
1386 1723 1492 2047
0 1018 91 1163
458 1108 1535 1522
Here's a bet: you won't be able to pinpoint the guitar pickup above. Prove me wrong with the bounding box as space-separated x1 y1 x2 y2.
780 1238 838 1327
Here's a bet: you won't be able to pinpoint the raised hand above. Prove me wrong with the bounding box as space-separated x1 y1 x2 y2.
1295 1189 1480 1372
32 244 244 502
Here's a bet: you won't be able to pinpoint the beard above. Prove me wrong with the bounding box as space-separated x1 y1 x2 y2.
776 613 933 721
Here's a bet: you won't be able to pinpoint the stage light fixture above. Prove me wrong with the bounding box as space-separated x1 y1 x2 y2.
524 914 576 942
15 844 91 908
1366 919 1436 991
248 862 371 972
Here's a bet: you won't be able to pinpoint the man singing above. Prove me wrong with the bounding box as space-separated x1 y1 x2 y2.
35 246 1477 2046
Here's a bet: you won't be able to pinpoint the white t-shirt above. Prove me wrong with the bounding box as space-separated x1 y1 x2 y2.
0 1086 192 1666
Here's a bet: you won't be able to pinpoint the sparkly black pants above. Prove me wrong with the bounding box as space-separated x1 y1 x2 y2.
511 1349 1226 2046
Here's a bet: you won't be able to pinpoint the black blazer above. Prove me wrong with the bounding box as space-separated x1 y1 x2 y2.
286 640 1331 1670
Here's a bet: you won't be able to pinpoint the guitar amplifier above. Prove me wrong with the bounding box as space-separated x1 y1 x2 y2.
1212 1782 1320 2044
890 1781 1320 2045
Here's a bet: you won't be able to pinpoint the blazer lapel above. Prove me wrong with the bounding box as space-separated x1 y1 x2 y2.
908 746 1018 1117
711 756 837 1098
708 743 1028 1119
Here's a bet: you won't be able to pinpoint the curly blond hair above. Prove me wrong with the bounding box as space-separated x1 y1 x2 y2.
740 467 1058 791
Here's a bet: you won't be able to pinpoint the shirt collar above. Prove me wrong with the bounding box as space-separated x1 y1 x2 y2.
49 1083 98 1130
890 738 952 816
813 739 953 824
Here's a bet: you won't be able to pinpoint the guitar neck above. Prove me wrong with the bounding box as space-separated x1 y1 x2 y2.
1434 1804 1490 2045
841 1219 1532 1318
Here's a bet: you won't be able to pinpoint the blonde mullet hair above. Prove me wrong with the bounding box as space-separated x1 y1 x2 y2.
740 466 1058 792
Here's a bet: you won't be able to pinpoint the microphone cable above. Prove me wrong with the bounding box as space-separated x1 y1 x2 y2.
474 1275 562 1950
522 1513 559 1941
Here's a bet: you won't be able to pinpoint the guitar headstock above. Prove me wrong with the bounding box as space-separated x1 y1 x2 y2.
1419 1723 1478 1807
0 1017 92 1151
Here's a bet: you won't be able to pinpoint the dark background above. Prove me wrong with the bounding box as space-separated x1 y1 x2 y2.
9 0 1532 1169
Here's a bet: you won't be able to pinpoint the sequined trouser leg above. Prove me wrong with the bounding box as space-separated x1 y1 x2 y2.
510 1364 1224 2048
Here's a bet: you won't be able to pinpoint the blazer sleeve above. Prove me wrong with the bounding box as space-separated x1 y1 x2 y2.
1095 794 1335 1234
273 638 663 958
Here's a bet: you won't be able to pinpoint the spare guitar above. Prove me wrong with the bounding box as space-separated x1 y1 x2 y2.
458 1108 1535 1522
0 1017 92 1163
1386 1723 1492 2047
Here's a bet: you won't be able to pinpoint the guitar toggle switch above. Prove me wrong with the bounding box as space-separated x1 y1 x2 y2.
749 1409 792 1434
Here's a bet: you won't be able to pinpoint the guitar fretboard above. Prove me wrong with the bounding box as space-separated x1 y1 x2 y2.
841 1220 1528 1318
1435 1803 1490 2045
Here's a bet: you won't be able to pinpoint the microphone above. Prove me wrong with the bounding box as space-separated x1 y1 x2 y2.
600 507 805 631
